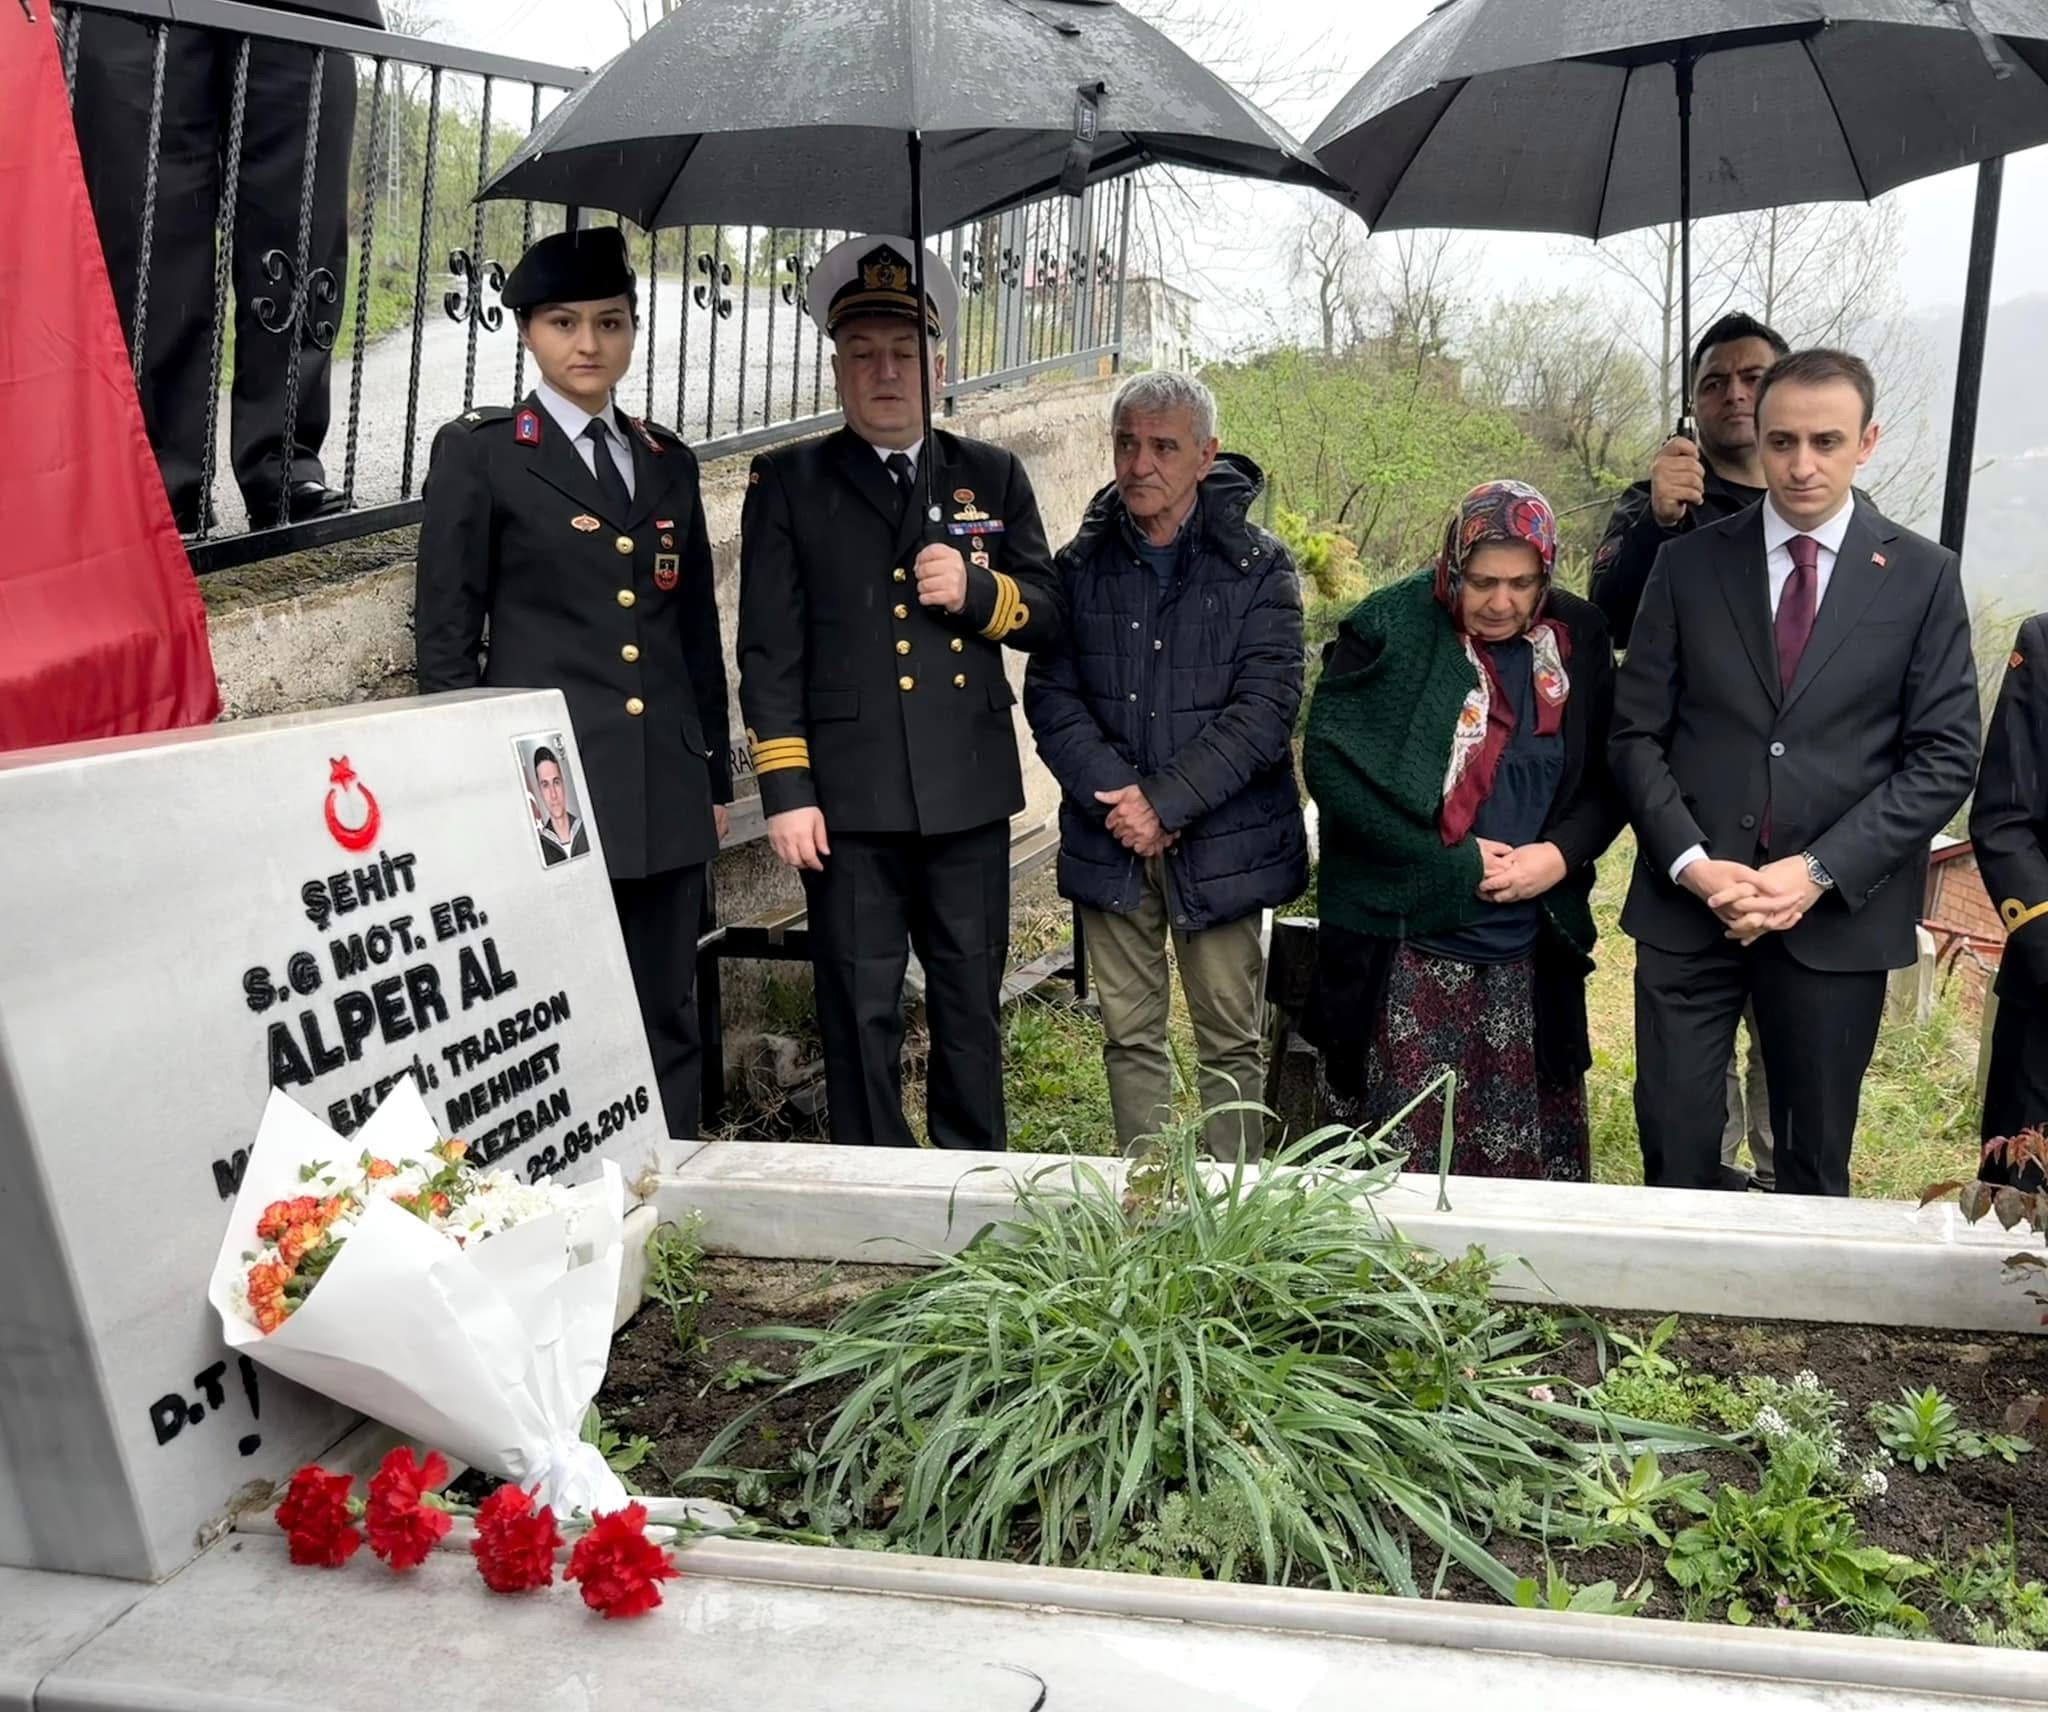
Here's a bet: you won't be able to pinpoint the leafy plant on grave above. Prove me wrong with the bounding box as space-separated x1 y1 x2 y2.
1566 1450 1712 1550
1664 1434 1929 1634
1934 1515 2048 1650
1582 1315 1741 1430
1869 1386 1965 1473
580 1405 655 1492
689 1100 1724 1601
1958 1431 2035 1465
1512 1565 1647 1617
1724 1371 1889 1503
643 1213 711 1358
1921 1128 2048 1325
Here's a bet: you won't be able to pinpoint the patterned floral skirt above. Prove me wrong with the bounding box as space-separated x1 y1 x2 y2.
1323 943 1589 1181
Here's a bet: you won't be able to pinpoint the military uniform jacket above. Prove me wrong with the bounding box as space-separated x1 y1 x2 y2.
415 395 733 881
1972 613 2048 1006
737 428 1063 836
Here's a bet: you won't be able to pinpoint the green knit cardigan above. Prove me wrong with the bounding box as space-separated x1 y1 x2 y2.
1303 570 1595 951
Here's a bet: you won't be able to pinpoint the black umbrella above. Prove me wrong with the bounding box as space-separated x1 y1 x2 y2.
481 0 1335 522
1309 0 2048 532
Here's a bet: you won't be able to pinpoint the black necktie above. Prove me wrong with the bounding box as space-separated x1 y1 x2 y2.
584 418 632 519
885 450 916 517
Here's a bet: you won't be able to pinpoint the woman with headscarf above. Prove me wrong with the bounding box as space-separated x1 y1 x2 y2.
1302 481 1625 1180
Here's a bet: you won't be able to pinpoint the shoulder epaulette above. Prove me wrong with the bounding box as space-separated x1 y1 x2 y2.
453 406 516 432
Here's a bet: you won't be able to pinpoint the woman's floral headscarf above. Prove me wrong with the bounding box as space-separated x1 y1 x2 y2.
1433 480 1572 846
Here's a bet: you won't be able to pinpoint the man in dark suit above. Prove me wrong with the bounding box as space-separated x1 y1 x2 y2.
415 228 732 1142
72 0 385 532
1611 349 1980 1196
1973 615 2048 1158
738 236 1064 1148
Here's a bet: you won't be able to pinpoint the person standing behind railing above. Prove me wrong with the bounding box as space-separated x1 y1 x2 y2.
70 0 384 535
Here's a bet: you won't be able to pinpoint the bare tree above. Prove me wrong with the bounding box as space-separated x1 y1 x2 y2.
1467 289 1658 487
1290 202 1367 356
1369 230 1464 369
1585 221 1744 430
609 0 682 40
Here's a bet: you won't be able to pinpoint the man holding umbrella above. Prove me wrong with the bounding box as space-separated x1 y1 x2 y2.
738 237 1064 1149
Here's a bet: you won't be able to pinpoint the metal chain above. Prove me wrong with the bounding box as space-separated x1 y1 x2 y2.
674 224 692 428
401 65 444 499
735 222 754 430
272 46 326 530
343 57 387 505
129 23 168 388
512 84 540 404
60 5 83 98
461 73 494 412
195 36 251 543
643 225 658 421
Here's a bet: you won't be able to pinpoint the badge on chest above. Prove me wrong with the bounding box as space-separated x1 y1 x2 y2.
654 553 680 590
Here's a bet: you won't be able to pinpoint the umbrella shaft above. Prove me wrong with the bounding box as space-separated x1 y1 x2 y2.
908 128 935 526
1677 43 1694 428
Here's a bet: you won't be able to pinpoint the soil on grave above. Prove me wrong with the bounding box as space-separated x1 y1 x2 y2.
600 1264 2048 1646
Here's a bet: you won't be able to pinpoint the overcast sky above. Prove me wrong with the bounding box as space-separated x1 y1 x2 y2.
420 0 2048 340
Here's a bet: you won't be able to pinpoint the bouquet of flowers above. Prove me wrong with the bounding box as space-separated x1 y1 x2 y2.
209 1081 636 1517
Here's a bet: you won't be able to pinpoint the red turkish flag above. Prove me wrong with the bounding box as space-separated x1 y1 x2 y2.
0 6 219 752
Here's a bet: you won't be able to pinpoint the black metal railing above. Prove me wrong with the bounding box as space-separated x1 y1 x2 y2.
51 0 1132 573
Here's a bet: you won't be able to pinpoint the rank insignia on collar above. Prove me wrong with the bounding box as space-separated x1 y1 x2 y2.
654 554 680 590
571 514 601 532
514 409 542 445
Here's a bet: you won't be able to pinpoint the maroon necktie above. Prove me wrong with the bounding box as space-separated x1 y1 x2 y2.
1776 534 1820 693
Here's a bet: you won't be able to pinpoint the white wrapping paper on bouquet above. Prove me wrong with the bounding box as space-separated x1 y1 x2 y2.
208 1081 637 1517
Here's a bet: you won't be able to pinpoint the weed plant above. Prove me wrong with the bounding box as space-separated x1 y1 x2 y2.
696 1105 1715 1597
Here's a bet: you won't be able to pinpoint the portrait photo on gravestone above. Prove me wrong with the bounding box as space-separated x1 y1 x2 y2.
516 730 590 870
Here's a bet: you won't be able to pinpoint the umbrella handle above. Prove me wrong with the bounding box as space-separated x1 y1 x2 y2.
908 129 941 537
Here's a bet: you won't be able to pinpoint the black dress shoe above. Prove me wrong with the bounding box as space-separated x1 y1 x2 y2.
1716 1164 1756 1193
243 481 349 526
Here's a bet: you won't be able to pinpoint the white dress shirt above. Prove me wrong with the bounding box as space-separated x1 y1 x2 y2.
1668 494 1858 883
533 377 636 500
872 437 924 478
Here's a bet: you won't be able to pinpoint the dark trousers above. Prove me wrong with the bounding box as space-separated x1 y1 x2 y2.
72 17 357 527
802 822 1009 1149
1634 936 1886 1197
612 866 707 1141
1982 991 2048 1187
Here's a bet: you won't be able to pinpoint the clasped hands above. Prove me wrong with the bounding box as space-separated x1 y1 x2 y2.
1475 838 1567 904
1683 856 1823 944
1096 784 1175 858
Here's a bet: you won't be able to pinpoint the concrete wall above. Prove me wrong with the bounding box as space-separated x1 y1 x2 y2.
201 375 1119 995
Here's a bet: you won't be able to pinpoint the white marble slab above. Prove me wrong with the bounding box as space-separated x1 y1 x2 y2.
0 691 662 1581
653 1143 2039 1332
0 1567 143 1712
18 1539 2025 1712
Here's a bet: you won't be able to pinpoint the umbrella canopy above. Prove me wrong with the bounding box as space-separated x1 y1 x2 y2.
481 0 1336 231
1310 0 2048 239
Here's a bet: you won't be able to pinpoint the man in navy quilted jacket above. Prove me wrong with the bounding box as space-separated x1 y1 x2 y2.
1024 372 1308 1160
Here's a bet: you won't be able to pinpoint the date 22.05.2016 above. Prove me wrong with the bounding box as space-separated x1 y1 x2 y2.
523 1085 651 1184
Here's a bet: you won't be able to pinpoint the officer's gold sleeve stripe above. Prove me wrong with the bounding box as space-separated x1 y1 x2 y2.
751 737 808 756
754 755 811 776
751 738 811 774
981 571 1020 641
2003 898 2048 933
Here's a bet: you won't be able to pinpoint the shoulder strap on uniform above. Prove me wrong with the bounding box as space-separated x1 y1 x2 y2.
453 406 516 432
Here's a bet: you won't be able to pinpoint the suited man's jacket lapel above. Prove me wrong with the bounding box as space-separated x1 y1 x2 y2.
1781 503 1898 715
1713 508 1780 708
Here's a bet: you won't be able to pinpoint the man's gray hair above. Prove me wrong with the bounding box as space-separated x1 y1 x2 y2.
1111 370 1218 445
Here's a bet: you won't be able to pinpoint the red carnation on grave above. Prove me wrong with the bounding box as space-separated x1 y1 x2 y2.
472 1483 564 1594
564 1503 677 1618
364 1446 453 1572
275 1464 361 1568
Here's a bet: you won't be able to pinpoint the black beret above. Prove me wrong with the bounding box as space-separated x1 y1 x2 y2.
501 226 636 312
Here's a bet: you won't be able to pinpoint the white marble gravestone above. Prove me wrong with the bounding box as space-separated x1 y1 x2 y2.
0 690 663 1581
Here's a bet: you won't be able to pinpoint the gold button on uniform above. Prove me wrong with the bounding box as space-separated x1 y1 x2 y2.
621 644 640 663
893 603 909 620
617 589 636 608
949 637 963 653
953 673 968 688
895 639 911 655
615 535 634 555
892 567 907 583
625 697 645 716
898 675 914 692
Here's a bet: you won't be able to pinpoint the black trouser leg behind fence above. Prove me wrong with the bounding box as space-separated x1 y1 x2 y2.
72 18 356 529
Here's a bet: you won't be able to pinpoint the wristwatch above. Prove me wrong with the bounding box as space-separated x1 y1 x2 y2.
1802 852 1836 892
